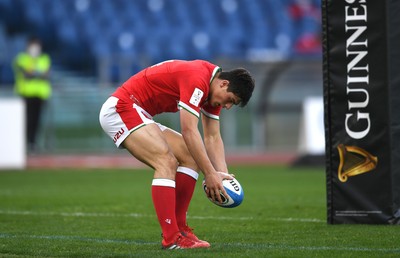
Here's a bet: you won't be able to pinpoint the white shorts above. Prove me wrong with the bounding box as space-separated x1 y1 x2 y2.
99 96 167 148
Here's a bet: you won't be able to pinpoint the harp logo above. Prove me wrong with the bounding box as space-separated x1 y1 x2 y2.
337 144 378 183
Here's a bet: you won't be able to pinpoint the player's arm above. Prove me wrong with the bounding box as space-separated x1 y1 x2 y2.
201 114 228 173
180 109 231 203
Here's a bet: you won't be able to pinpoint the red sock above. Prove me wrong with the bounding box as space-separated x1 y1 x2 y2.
151 179 180 243
175 167 199 229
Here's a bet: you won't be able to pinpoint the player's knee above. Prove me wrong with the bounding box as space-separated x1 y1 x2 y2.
165 152 179 171
179 144 199 172
154 152 178 178
180 155 199 172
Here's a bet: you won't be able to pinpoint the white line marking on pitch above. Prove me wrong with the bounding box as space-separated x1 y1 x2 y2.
0 233 155 245
0 233 399 253
0 210 324 223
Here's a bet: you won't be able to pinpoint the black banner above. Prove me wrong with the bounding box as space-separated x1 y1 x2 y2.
322 0 400 224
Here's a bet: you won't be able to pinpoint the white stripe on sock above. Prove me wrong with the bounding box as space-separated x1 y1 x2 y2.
177 166 199 180
152 179 176 188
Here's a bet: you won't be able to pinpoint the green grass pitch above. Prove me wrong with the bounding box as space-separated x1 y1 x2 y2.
1 165 399 257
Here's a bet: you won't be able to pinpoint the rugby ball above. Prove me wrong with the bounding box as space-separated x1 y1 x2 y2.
202 177 244 208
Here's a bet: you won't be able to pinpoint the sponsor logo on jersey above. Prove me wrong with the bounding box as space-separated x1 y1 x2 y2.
190 88 203 107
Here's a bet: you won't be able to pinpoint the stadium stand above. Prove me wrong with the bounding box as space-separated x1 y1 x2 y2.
0 0 321 85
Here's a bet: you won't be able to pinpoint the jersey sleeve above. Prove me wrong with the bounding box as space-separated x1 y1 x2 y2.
201 102 221 120
178 79 208 118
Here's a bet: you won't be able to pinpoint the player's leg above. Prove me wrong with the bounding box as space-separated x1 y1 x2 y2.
123 125 208 249
161 127 210 246
161 128 198 225
99 98 207 249
122 124 178 179
159 126 198 170
122 124 182 246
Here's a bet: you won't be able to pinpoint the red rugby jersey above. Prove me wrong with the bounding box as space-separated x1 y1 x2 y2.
112 60 222 119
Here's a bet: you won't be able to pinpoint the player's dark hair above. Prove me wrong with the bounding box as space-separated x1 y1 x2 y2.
219 68 255 107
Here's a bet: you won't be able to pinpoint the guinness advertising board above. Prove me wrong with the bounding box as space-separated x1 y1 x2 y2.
322 0 400 224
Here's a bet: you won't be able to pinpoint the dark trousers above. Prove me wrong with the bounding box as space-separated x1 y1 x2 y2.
24 97 45 150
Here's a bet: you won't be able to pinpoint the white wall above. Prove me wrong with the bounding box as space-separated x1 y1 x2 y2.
0 98 26 169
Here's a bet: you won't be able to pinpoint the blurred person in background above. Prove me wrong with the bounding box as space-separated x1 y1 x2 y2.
287 0 321 54
13 36 51 153
99 59 255 250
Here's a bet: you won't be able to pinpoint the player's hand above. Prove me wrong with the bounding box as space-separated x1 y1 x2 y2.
217 171 235 180
204 172 234 204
